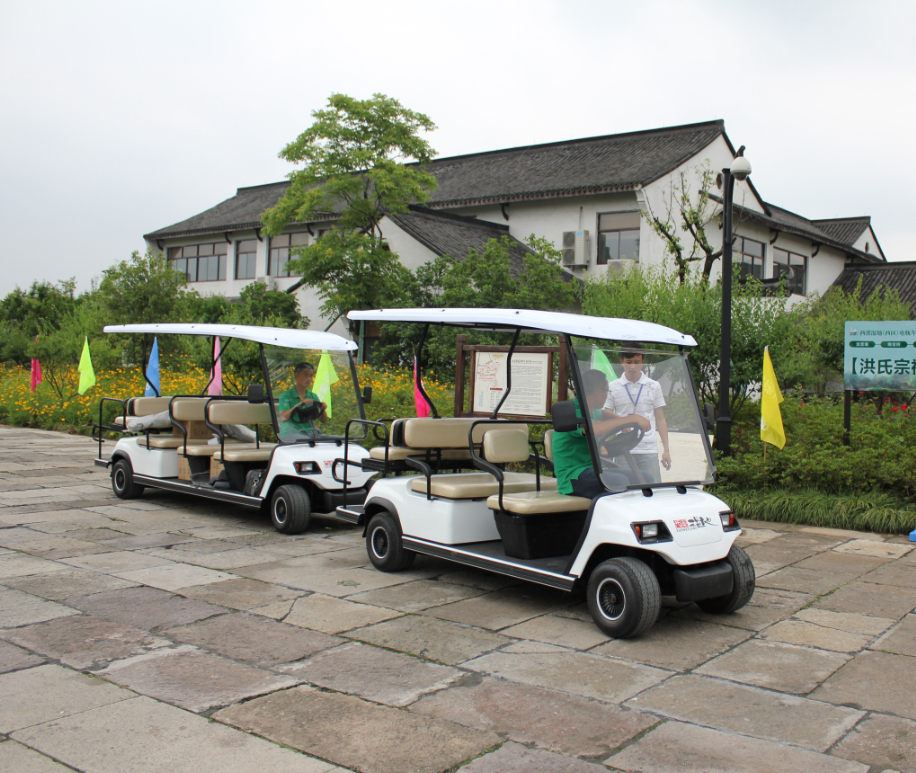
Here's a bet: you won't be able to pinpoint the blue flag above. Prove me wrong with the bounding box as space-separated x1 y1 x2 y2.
144 338 160 397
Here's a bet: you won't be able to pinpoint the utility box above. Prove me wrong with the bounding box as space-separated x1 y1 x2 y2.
561 231 590 266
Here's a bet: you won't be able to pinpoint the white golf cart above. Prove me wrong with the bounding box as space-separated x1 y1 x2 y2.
336 309 754 638
93 323 375 534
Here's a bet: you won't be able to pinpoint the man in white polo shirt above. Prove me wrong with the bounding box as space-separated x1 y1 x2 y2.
603 349 670 484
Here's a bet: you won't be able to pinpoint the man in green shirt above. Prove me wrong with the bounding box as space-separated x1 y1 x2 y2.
553 369 650 499
278 362 328 440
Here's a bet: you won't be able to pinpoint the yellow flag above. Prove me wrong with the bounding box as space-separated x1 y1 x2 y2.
313 350 339 418
78 337 96 395
760 346 786 449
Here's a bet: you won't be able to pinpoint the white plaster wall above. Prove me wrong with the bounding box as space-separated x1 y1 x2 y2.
380 217 440 271
852 226 886 260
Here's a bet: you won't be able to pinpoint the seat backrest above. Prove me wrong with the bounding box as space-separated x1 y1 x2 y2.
482 428 530 464
129 396 173 417
544 429 554 461
170 398 208 422
402 418 528 449
208 400 273 426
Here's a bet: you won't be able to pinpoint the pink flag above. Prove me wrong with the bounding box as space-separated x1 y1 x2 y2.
208 337 223 395
30 337 42 392
414 357 430 418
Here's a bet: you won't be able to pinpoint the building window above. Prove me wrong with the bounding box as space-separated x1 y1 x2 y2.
735 236 765 281
597 212 640 265
236 239 258 280
773 248 807 295
169 243 227 282
269 233 309 277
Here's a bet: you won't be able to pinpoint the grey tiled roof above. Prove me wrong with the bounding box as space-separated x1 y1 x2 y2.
832 262 916 317
145 120 727 240
811 217 870 246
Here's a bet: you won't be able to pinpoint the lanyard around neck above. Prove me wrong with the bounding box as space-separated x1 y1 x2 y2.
624 381 644 408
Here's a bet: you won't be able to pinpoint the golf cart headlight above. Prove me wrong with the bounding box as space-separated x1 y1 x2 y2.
720 510 738 530
642 523 659 539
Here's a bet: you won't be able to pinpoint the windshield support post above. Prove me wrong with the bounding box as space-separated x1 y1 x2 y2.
490 327 521 419
565 335 605 486
258 343 280 434
414 323 439 418
348 351 367 422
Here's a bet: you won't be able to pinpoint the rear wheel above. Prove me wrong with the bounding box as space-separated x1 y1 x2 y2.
587 557 660 639
696 544 755 614
111 458 144 500
366 510 415 572
271 485 311 534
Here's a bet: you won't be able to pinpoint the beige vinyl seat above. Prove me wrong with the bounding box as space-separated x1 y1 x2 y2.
207 401 276 463
112 396 174 429
486 430 591 514
368 418 481 463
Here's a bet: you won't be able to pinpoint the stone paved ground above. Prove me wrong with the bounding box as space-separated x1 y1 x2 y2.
0 426 914 773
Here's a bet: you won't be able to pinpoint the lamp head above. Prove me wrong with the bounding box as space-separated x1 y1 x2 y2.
730 146 752 181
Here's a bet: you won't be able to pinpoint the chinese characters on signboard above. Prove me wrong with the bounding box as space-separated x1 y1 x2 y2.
844 322 916 391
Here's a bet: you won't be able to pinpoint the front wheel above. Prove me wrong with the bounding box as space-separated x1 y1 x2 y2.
587 557 660 639
696 544 755 614
270 485 311 534
112 458 144 500
366 511 415 572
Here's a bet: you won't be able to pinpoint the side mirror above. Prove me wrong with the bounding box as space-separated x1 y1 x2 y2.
551 401 583 433
362 385 372 405
247 384 265 404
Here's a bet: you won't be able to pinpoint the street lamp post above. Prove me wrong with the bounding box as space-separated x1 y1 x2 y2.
716 146 752 457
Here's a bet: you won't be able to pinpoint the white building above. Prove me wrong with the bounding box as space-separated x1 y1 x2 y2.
145 119 887 336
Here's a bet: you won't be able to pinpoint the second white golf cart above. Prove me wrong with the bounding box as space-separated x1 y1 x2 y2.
93 323 375 534
337 308 754 638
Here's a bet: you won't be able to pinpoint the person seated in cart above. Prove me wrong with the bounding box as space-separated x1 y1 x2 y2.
603 349 670 483
554 369 651 499
278 361 327 439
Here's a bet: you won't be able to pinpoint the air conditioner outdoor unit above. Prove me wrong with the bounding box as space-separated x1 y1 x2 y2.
562 230 590 266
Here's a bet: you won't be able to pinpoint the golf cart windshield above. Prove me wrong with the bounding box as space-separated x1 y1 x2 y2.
570 343 714 491
265 347 365 444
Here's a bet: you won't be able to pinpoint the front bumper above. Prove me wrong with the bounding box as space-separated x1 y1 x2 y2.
673 560 733 602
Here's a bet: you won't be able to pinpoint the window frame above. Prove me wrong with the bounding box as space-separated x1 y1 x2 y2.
772 247 807 295
235 239 258 280
269 232 309 278
168 242 227 283
596 211 641 266
735 236 765 282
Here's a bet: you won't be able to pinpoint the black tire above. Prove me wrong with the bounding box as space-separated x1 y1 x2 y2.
111 458 144 500
366 511 415 572
587 557 661 639
270 485 312 534
696 544 756 614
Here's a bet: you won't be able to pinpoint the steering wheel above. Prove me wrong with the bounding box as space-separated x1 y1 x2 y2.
598 421 646 457
291 402 322 424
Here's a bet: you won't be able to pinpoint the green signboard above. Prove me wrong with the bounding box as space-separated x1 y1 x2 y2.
844 321 916 391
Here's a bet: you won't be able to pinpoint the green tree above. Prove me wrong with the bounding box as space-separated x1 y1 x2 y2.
261 92 438 326
0 280 81 364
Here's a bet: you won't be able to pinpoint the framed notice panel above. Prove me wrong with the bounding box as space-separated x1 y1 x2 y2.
844 321 916 391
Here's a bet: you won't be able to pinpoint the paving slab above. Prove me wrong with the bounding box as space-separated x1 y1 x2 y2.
0 663 134 732
279 641 462 706
96 645 298 713
760 620 873 653
61 550 173 573
460 741 608 772
349 578 487 612
2 568 138 601
830 713 916 773
437 568 521 591
606 720 868 773
2 615 170 670
870 614 916 656
593 615 752 670
251 598 297 620
0 553 71 579
0 526 60 546
464 647 668 703
0 588 79 628
412 675 655 757
12 695 339 773
97 532 198 549
858 560 916 589
814 582 916 620
0 739 78 772
756 567 852 595
670 600 789 631
65 586 225 630
793 551 890 575
0 639 44 673
833 539 912 559
627 674 863 750
10 537 118 560
178 577 304 610
165 612 342 667
794 608 896 637
347 614 511 665
500 612 611 650
235 560 414 595
811 650 916 720
215 685 499 773
695 639 850 694
112 562 236 591
424 585 570 630
141 545 290 570
283 593 400 633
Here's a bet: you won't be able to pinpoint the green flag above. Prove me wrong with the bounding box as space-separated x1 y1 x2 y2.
313 350 339 418
78 337 96 395
593 348 618 383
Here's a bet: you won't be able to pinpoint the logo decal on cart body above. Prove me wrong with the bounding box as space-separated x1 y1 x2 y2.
673 516 713 532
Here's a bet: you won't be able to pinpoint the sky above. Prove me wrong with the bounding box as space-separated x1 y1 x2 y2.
2 0 915 298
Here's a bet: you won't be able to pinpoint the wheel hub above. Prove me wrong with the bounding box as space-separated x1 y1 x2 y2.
371 527 389 559
597 578 626 621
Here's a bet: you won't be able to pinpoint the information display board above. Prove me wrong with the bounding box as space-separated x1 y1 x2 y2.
844 321 916 391
471 352 551 417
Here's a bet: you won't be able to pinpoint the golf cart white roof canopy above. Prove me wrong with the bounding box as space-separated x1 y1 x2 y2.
348 308 697 347
103 323 358 351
